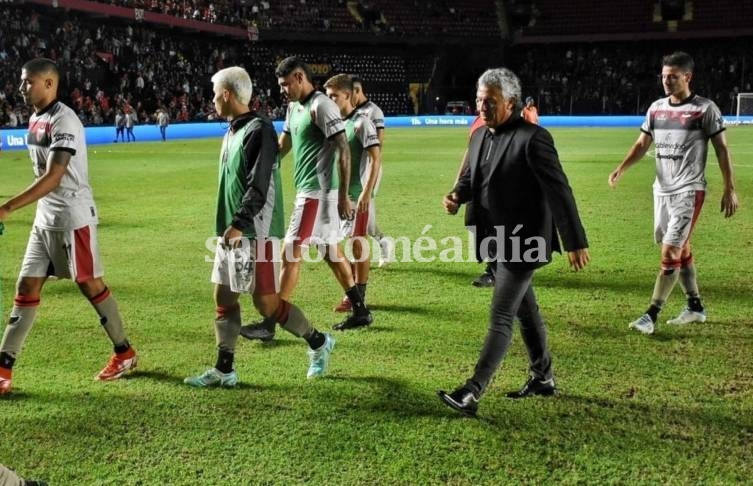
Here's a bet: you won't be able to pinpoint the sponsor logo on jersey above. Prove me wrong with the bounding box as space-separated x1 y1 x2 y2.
53 133 75 144
651 109 703 130
27 120 52 146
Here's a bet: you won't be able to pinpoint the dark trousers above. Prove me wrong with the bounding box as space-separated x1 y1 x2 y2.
160 125 167 141
470 205 497 274
467 264 553 395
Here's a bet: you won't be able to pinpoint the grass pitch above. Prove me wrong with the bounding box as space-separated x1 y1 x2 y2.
0 126 752 484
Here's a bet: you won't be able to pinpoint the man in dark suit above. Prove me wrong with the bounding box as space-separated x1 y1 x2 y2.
438 67 590 417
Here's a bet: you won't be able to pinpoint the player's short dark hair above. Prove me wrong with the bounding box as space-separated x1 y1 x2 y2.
22 58 59 77
662 51 694 72
323 73 354 92
275 56 313 82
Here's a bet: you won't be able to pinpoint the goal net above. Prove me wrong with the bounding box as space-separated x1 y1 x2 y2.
736 93 753 117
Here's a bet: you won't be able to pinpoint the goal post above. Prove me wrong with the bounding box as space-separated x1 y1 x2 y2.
736 93 753 118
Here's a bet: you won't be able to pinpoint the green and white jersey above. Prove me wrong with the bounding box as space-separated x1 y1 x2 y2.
216 112 285 239
282 91 344 196
27 100 97 231
343 111 380 200
641 93 725 196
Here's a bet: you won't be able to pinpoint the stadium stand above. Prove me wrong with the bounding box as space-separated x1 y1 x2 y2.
2 0 753 127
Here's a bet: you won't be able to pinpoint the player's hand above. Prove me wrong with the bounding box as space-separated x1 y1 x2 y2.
443 192 460 215
567 248 590 271
356 193 370 213
608 168 623 188
338 196 354 221
0 205 9 223
721 190 739 218
222 225 243 248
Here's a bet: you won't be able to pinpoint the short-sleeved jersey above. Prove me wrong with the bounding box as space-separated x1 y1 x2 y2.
216 113 285 239
343 111 380 200
27 101 97 230
641 94 725 196
283 91 344 195
355 100 385 131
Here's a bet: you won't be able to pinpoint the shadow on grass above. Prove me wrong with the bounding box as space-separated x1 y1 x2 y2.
125 369 259 391
366 303 433 314
535 271 752 302
326 375 450 419
473 390 753 440
575 319 753 344
380 264 476 283
0 390 35 401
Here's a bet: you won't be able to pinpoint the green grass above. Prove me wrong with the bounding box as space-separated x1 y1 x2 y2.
1 126 752 484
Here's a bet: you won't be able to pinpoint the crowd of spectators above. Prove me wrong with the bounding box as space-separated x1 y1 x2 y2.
3 4 752 130
0 6 285 129
91 0 499 37
0 5 423 129
511 41 753 115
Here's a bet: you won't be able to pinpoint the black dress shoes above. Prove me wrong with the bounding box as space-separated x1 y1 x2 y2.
438 387 479 417
471 271 495 287
506 377 557 399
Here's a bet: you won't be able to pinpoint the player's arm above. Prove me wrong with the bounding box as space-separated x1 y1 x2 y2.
0 150 69 222
332 131 352 219
279 131 291 158
226 122 278 242
373 107 385 146
710 131 739 218
358 144 381 213
608 131 652 188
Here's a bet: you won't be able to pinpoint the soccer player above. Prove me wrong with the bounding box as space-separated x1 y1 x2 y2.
0 58 137 395
351 76 394 267
609 51 739 335
324 74 382 313
184 66 335 386
239 56 373 341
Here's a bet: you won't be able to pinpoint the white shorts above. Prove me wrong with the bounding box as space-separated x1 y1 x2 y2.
654 190 705 247
284 192 340 247
20 225 104 283
340 198 375 240
211 238 281 295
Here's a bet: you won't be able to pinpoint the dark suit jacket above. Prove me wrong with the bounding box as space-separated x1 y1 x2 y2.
454 115 588 271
